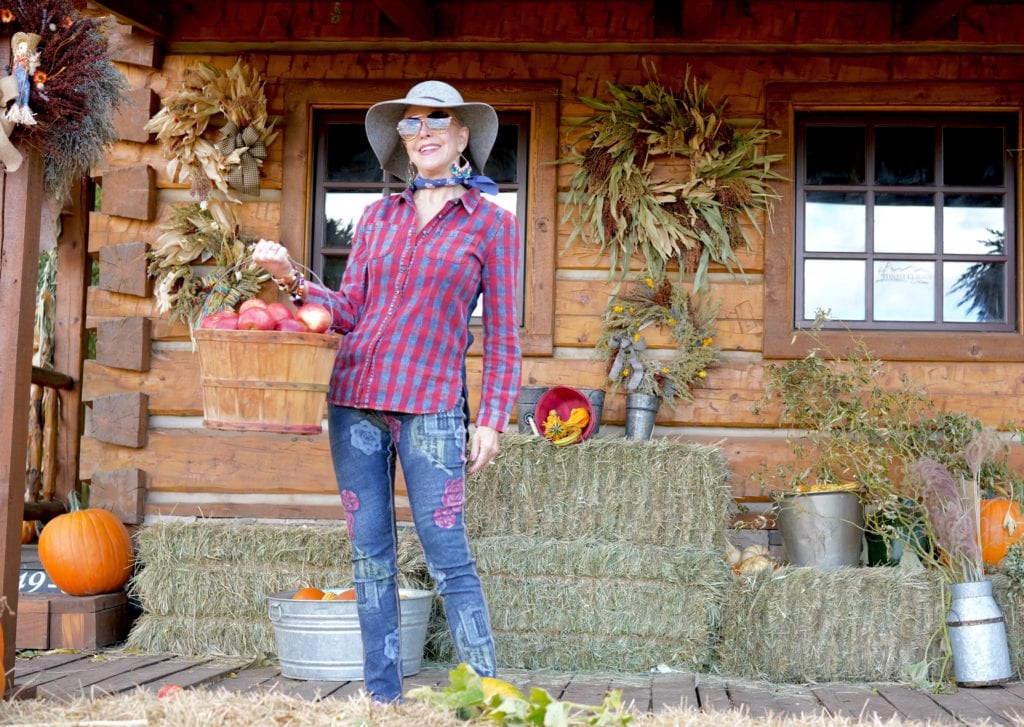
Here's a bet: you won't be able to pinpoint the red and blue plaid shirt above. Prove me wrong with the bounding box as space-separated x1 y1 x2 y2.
304 187 522 431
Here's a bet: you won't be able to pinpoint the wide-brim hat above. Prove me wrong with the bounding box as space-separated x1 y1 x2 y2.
365 81 498 181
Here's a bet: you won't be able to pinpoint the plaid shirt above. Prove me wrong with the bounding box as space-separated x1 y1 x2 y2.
304 187 522 431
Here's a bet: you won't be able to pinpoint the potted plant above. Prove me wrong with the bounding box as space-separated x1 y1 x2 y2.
595 274 718 440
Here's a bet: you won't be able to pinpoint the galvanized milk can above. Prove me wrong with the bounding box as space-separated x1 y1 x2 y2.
946 580 1011 686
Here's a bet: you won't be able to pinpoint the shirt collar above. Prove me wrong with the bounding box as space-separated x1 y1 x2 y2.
399 186 481 213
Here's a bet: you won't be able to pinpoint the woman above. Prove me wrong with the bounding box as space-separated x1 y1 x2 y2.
253 80 521 702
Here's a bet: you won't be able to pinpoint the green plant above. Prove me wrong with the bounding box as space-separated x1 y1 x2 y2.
559 67 784 290
595 274 718 403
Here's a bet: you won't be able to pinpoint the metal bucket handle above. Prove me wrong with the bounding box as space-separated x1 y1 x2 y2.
268 601 282 623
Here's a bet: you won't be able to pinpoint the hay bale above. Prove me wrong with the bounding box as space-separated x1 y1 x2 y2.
715 566 945 683
467 435 731 547
128 521 432 656
990 574 1024 679
429 536 732 671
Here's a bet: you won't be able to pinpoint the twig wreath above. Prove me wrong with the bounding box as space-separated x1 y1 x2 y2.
596 275 719 404
145 59 279 201
0 0 124 200
561 69 784 291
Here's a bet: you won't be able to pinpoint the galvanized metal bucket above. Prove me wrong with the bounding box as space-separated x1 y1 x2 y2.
624 393 660 440
517 386 548 433
267 588 433 680
775 490 864 569
947 579 1012 686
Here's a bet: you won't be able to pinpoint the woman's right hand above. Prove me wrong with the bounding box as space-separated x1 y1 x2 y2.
252 239 294 279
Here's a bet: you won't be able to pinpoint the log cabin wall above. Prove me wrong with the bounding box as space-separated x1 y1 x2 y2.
79 0 1024 522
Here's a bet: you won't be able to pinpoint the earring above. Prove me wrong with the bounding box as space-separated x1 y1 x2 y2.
450 153 472 180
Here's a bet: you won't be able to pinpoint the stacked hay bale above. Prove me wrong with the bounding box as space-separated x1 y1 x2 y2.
430 434 734 671
992 574 1024 679
127 521 430 657
715 566 947 682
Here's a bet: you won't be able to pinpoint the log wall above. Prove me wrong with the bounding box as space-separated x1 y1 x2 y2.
80 0 1024 522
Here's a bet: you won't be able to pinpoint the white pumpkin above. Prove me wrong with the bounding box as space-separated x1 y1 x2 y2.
740 544 769 562
724 541 742 567
738 554 773 575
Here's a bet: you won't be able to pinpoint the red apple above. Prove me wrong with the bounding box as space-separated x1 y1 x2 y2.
295 303 332 334
265 302 294 324
276 318 309 333
237 307 276 331
238 298 268 314
210 313 239 330
157 683 184 698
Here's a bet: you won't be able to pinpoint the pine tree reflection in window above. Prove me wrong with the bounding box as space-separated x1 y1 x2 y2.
949 230 1004 322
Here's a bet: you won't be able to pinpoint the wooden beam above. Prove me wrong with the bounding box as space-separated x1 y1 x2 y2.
30 367 74 391
0 148 44 687
88 1 169 38
372 0 435 39
893 0 971 39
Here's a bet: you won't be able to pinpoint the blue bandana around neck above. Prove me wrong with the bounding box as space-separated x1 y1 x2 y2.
411 173 499 196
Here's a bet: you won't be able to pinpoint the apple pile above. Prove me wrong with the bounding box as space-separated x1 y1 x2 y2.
199 299 332 333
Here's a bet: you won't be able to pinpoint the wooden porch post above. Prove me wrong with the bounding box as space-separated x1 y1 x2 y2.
0 147 44 684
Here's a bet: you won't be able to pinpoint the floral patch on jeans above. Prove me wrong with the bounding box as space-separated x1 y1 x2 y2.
341 489 360 537
433 506 458 529
440 478 464 512
350 419 382 456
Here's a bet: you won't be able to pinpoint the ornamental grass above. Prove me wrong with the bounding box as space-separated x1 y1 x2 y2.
467 434 732 548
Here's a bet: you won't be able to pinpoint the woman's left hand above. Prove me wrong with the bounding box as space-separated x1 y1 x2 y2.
467 425 500 475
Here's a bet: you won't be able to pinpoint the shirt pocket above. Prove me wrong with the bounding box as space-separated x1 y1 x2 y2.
362 221 406 260
424 230 480 266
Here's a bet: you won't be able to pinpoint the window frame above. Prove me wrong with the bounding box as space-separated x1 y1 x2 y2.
281 79 557 356
764 81 1024 361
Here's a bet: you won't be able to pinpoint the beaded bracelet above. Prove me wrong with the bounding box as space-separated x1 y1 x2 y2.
273 269 306 306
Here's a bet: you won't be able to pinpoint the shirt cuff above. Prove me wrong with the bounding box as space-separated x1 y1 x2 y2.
476 408 510 432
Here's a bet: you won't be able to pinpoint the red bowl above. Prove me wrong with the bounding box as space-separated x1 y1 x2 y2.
534 385 596 443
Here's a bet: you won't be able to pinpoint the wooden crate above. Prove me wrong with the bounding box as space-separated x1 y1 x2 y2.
16 591 129 650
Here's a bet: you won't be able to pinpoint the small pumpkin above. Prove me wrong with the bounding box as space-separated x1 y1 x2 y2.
20 520 37 545
738 555 773 575
37 493 133 596
980 498 1024 567
724 542 742 567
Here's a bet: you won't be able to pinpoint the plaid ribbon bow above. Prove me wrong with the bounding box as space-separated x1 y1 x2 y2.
217 121 267 197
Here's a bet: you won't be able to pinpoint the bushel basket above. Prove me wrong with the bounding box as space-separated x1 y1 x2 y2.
194 329 340 434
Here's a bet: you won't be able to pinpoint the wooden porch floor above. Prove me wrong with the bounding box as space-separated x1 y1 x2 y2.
9 650 1024 724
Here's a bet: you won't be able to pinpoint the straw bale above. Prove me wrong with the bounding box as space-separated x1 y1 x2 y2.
127 613 277 657
715 566 945 683
990 574 1024 678
428 536 732 671
467 435 731 547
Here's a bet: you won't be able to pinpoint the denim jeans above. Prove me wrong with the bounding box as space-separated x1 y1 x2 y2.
327 403 496 702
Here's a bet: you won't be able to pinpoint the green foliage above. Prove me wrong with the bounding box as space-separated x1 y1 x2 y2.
559 67 784 290
407 663 633 726
1002 541 1024 597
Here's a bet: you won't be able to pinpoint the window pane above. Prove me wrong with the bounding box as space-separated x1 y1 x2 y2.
805 192 865 252
804 260 865 320
325 191 379 244
322 255 346 292
486 124 520 183
945 261 1005 322
875 127 934 186
325 126 381 182
874 261 934 321
805 126 865 185
944 127 1004 186
943 195 1004 255
874 193 934 253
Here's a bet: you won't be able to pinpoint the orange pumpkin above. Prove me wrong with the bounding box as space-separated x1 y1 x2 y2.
37 503 133 596
980 498 1024 567
20 521 36 545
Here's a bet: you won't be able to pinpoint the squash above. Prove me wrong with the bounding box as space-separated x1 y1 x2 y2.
738 555 773 575
20 521 36 545
37 495 133 596
723 542 742 567
740 544 769 562
980 498 1024 567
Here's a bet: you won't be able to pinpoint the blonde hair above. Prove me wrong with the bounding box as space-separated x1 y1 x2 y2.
11 32 41 55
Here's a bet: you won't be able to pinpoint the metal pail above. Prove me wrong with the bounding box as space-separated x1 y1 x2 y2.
267 588 433 680
947 580 1012 686
775 490 864 569
624 393 660 440
517 386 548 433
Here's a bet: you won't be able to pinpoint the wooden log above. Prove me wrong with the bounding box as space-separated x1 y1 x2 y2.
89 468 146 525
21 500 67 523
24 385 42 502
98 242 152 298
41 389 58 501
89 393 148 448
30 367 74 390
107 21 162 65
98 166 156 221
96 317 152 372
112 87 159 143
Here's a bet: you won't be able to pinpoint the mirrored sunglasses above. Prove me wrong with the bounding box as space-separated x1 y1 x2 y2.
396 111 454 140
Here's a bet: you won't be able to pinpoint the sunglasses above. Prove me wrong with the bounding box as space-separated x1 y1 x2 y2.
396 111 455 141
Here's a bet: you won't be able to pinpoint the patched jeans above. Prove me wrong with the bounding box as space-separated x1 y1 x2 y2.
327 403 496 702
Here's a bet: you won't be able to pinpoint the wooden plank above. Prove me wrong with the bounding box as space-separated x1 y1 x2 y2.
810 686 901 722
874 685 959 724
212 665 281 693
99 165 157 221
955 686 1024 724
610 679 651 714
558 676 611 708
0 147 44 682
98 242 152 298
96 317 152 371
13 651 92 678
726 682 791 719
85 657 213 695
113 86 160 143
769 688 828 719
522 673 573 701
89 468 146 525
697 678 730 712
325 679 366 700
138 658 252 692
650 673 697 711
14 598 48 650
36 654 172 700
265 676 348 700
13 653 105 692
931 688 1013 725
89 392 148 448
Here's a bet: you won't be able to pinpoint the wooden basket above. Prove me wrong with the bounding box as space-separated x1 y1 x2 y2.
193 329 340 434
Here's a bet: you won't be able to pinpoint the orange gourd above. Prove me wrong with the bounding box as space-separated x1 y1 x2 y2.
20 521 36 545
37 497 133 596
980 498 1024 567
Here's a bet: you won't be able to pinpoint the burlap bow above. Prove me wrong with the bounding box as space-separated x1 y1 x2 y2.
0 76 25 172
607 333 647 392
217 121 267 197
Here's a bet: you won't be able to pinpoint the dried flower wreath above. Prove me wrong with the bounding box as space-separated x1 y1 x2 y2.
560 69 784 291
145 59 279 202
0 0 124 200
596 275 719 404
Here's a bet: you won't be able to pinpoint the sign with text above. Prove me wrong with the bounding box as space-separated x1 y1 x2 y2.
19 568 60 594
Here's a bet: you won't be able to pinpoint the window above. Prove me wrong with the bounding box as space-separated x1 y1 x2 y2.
796 113 1015 331
763 82 1024 361
281 80 557 355
310 110 530 324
